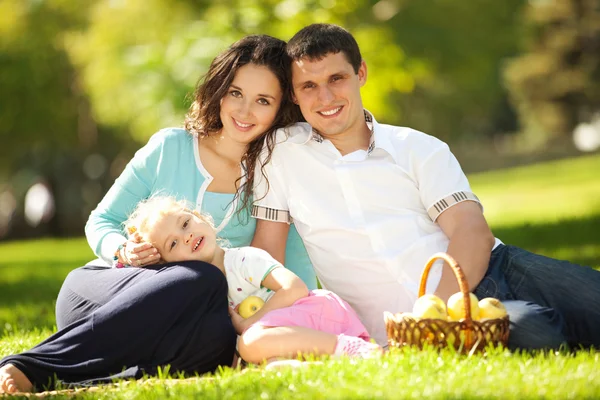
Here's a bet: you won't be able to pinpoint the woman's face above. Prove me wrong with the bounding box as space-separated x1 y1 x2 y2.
219 63 283 145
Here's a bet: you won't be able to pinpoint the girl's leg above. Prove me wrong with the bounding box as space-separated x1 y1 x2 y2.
238 326 380 364
0 261 236 392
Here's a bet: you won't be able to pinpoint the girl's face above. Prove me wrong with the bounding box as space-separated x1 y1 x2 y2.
146 210 217 263
219 63 283 145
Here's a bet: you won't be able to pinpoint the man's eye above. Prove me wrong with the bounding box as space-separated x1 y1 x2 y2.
303 83 315 90
170 240 178 250
331 76 342 82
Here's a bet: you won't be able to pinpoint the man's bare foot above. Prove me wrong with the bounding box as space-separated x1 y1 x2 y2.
0 364 33 394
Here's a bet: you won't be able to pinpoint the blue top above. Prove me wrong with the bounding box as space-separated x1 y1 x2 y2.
86 128 317 289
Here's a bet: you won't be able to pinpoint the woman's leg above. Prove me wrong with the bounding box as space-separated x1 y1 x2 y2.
56 261 158 329
0 261 236 392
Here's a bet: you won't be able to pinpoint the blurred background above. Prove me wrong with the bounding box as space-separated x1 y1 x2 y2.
1 0 600 241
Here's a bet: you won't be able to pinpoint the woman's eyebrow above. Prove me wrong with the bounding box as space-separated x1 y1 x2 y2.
230 84 276 99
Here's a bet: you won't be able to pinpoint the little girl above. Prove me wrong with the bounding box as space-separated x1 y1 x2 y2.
125 196 382 364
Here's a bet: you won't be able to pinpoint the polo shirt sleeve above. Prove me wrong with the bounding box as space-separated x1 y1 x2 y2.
85 130 167 265
235 247 283 289
414 136 482 222
251 136 292 224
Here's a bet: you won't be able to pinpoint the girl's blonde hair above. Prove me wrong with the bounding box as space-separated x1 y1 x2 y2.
124 195 215 243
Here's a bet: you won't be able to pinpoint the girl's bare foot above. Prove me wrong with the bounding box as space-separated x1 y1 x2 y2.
0 364 33 393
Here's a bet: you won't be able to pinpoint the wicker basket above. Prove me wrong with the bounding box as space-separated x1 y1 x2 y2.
385 252 509 353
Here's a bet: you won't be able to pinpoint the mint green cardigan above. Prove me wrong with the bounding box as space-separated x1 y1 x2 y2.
85 128 317 289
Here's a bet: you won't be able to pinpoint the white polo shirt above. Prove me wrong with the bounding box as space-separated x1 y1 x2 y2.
252 111 499 345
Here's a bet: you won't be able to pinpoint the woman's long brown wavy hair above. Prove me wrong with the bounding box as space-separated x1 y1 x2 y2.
184 35 301 217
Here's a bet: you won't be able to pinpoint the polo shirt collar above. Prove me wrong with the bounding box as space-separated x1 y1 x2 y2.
306 109 379 154
370 114 396 157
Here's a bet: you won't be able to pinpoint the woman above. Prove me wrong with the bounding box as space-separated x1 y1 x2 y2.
0 34 315 393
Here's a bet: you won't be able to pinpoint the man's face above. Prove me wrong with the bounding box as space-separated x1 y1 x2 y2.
291 52 367 140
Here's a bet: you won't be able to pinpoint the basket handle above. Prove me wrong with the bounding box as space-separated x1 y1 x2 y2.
418 252 474 323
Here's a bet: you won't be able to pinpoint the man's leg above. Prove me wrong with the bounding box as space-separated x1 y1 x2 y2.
502 300 567 350
474 246 567 350
0 261 236 391
500 245 600 347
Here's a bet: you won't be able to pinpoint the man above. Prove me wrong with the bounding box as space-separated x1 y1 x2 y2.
251 23 600 348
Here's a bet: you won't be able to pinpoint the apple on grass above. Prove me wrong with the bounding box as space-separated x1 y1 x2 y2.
238 295 265 318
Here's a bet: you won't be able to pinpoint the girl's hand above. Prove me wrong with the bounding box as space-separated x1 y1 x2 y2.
124 233 160 267
228 307 249 335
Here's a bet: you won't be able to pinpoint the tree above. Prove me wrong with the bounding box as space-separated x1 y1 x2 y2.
504 0 600 148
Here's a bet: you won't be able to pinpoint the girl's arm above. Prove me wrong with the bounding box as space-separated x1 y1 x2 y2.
232 267 308 334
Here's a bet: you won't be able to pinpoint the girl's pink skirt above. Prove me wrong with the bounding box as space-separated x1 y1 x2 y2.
252 289 370 341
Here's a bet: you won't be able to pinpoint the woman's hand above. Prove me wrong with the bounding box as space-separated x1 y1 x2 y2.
123 233 161 268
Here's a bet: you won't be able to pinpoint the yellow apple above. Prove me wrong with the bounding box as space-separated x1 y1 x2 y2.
413 297 448 320
238 295 265 318
418 294 446 311
478 297 508 320
447 292 480 321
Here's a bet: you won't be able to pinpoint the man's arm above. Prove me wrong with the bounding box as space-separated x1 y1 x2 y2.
251 218 290 265
433 201 495 301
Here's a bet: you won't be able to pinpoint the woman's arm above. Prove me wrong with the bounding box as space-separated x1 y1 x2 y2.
231 267 308 334
85 132 164 265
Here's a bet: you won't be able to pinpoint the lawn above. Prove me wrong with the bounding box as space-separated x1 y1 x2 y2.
1 153 599 399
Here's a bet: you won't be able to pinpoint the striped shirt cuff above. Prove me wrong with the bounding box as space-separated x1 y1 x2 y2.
252 205 291 224
427 191 481 221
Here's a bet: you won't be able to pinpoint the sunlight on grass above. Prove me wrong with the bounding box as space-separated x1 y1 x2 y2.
470 153 600 228
1 155 599 398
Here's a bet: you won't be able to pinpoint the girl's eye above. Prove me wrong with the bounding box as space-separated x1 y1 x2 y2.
170 240 178 250
183 219 189 229
257 98 270 105
230 90 242 98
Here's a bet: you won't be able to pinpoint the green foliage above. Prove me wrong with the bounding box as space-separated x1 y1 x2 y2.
0 0 91 173
383 0 527 141
504 0 600 146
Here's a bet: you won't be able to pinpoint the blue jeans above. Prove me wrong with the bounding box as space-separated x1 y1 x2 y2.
473 244 600 350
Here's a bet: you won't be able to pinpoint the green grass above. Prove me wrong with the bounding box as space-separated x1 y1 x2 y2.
1 153 599 399
471 153 600 268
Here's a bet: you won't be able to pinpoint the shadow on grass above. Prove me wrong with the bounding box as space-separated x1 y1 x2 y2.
492 213 600 266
